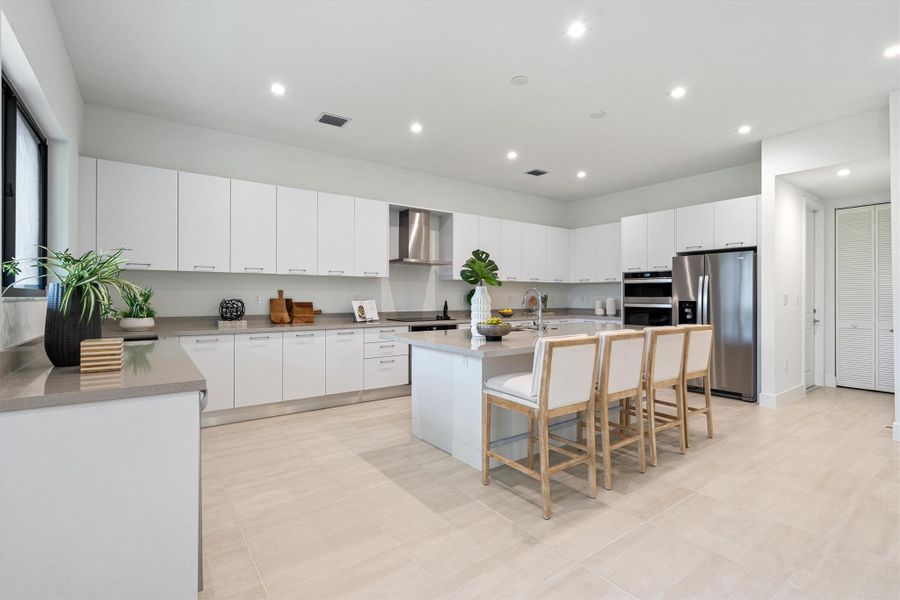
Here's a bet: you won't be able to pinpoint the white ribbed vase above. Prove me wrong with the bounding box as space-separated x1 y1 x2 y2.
470 285 492 336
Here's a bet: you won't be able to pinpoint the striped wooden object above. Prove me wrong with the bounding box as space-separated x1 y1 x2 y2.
80 338 124 373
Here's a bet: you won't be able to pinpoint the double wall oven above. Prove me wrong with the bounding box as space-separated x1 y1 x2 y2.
622 271 673 327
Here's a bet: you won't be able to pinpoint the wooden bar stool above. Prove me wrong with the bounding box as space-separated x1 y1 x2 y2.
591 330 647 490
641 326 687 466
482 335 600 519
678 324 714 448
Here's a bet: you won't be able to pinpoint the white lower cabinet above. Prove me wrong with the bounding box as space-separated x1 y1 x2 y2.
179 335 234 412
326 329 365 394
234 332 283 407
364 357 409 389
282 330 326 400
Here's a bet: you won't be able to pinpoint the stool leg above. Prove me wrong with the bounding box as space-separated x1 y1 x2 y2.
599 394 613 491
675 383 686 455
647 387 658 467
527 414 535 470
539 411 552 519
635 393 647 473
683 380 691 449
705 375 714 438
482 396 491 486
577 410 585 445
587 399 598 498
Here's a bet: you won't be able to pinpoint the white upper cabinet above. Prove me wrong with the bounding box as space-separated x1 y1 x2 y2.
354 197 389 277
647 209 675 271
545 226 570 283
675 202 715 253
522 223 547 282
714 195 758 249
620 213 648 272
97 160 178 270
76 157 97 256
597 222 621 282
477 216 502 267
500 220 523 281
318 192 355 276
276 186 317 275
230 179 276 274
178 172 230 273
573 226 599 283
451 213 479 281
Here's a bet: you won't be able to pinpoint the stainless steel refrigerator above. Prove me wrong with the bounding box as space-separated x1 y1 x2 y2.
672 250 757 402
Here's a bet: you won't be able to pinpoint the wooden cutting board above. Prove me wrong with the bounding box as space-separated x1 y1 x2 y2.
269 290 291 324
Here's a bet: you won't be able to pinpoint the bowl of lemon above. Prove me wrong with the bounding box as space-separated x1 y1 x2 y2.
476 318 512 341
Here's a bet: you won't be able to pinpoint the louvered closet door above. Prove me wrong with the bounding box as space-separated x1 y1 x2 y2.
835 206 875 389
875 204 894 392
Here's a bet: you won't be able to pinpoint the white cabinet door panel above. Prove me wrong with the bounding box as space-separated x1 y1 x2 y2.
364 326 408 343
451 213 479 281
76 157 97 256
282 330 326 400
178 172 230 273
500 220 523 281
364 341 409 358
231 179 276 273
676 203 715 253
546 226 570 283
179 335 234 412
318 193 355 277
522 223 547 282
234 332 282 407
477 216 502 267
364 357 409 389
714 195 758 249
277 187 318 275
573 226 597 283
325 329 364 394
620 214 648 272
354 197 389 277
97 160 178 270
647 209 675 271
597 222 621 282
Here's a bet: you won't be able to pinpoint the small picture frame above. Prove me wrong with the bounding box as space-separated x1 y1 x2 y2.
352 300 379 322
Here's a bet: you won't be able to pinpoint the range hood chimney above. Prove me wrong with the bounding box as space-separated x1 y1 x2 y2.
390 209 451 266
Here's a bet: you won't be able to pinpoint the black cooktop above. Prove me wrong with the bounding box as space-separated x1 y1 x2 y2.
386 314 455 322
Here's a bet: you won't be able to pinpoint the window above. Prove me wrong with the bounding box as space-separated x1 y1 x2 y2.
1 76 48 296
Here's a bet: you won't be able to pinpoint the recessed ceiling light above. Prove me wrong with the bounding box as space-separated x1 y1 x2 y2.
883 44 900 58
737 124 752 135
510 75 530 86
576 171 587 179
270 82 286 96
669 86 687 99
567 21 586 38
589 111 607 120
506 150 518 160
837 168 851 177
410 122 423 134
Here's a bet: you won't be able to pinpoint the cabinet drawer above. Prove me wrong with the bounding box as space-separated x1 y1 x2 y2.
364 341 409 358
364 326 408 343
234 332 283 407
364 357 409 389
283 330 326 401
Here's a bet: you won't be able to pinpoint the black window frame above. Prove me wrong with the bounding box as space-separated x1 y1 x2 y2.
1 74 48 297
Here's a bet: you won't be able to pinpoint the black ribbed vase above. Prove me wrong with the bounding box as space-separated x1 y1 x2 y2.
44 283 101 367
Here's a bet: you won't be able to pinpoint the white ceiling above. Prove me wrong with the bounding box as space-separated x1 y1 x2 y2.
783 157 891 200
52 0 899 201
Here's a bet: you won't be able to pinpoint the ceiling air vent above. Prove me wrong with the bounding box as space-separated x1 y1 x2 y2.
316 112 351 128
525 169 549 176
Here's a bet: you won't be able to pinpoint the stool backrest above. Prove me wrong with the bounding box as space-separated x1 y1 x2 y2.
645 327 687 385
533 336 599 410
598 330 645 398
681 324 713 376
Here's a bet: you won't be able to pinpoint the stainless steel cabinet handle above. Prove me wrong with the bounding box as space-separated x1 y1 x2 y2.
288 268 307 273
295 333 316 337
579 278 589 282
380 344 395 348
193 265 215 270
364 271 378 275
337 331 355 335
195 338 219 343
530 278 539 281
328 270 344 274
243 267 264 271
554 278 563 282
122 248 134 251
725 242 744 247
627 267 641 270
685 245 703 250
127 262 151 267
653 265 668 269
507 277 517 280
249 336 270 340
605 277 617 281
379 329 394 333
380 359 395 364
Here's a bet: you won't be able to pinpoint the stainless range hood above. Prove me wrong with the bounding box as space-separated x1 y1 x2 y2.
390 209 451 266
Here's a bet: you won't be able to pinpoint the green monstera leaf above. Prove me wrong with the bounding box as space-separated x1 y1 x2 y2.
460 249 501 287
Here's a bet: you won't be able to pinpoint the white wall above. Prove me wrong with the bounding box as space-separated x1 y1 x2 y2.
890 90 900 441
759 108 890 407
565 162 761 227
0 0 84 349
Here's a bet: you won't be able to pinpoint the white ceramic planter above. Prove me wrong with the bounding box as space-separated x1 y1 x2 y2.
119 317 155 332
470 285 492 337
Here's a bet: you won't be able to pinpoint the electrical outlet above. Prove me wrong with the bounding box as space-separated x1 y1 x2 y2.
255 295 262 304
783 294 788 306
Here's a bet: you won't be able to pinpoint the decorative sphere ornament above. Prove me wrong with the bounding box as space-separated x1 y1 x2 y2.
218 299 245 321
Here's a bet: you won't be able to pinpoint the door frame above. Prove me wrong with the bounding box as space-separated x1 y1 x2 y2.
803 197 825 389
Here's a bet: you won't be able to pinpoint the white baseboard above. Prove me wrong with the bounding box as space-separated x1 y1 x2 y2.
825 375 837 387
758 384 806 409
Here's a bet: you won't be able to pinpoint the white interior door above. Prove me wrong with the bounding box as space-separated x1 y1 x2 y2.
804 208 818 389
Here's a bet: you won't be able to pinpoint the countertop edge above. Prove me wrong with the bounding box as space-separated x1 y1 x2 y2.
2 378 207 413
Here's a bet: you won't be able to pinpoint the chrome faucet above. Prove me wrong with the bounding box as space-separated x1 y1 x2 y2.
522 288 544 331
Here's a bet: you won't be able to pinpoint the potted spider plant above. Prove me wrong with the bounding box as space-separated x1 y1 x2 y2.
2 248 140 367
460 249 501 337
119 286 157 332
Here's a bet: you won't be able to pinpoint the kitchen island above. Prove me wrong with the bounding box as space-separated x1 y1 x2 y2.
383 322 624 469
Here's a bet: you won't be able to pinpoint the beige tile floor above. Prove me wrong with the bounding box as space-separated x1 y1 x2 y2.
199 386 899 600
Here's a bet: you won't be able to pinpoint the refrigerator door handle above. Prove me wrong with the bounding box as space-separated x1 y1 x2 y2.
703 275 710 324
697 275 705 324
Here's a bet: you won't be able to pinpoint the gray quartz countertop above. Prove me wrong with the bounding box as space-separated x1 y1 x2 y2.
100 310 623 340
0 339 206 413
382 322 628 358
